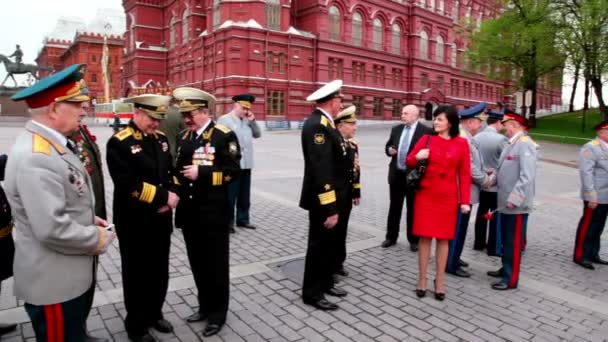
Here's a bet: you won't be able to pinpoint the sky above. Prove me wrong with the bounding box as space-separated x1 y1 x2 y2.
0 0 605 110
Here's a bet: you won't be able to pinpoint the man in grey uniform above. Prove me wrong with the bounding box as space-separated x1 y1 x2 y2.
573 120 608 270
488 112 538 290
218 94 262 232
446 102 491 278
473 110 508 256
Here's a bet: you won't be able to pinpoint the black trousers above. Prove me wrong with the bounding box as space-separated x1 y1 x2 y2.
25 285 94 342
228 169 252 225
116 217 172 336
386 171 418 245
302 209 338 301
182 225 229 324
474 191 501 255
574 202 608 263
333 201 353 274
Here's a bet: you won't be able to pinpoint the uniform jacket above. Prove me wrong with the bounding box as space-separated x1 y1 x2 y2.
461 127 488 204
106 121 175 228
578 138 608 204
71 125 106 218
0 154 14 282
217 112 261 170
158 107 186 166
348 139 361 199
497 132 539 214
299 109 349 217
474 126 508 192
4 121 105 305
174 121 241 228
385 122 433 184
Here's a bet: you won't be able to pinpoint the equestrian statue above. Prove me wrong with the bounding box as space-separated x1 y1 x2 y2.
0 45 53 87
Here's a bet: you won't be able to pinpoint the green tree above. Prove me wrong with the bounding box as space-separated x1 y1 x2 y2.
467 0 565 127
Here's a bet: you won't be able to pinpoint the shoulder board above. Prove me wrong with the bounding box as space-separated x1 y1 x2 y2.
214 124 231 134
320 115 329 127
519 136 529 142
459 129 467 138
591 140 600 146
349 139 358 145
114 127 133 141
155 130 166 136
32 134 51 155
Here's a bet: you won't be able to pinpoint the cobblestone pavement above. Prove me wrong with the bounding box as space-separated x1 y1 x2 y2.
0 123 607 342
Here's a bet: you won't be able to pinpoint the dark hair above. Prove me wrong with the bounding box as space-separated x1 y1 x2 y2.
433 105 460 138
487 117 500 125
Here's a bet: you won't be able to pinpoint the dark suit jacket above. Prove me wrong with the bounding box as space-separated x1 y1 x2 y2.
385 121 433 184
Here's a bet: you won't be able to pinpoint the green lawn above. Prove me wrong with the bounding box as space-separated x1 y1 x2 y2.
529 110 601 145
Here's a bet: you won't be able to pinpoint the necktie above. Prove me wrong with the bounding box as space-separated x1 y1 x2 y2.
397 125 412 170
66 140 78 155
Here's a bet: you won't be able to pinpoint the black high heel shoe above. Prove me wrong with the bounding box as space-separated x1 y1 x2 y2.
434 279 445 301
415 289 427 298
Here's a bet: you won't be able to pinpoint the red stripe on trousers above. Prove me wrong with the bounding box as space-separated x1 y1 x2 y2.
53 304 64 342
43 305 55 342
509 215 523 288
574 207 593 262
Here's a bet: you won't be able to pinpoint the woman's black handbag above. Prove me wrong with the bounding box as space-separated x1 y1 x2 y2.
406 135 431 191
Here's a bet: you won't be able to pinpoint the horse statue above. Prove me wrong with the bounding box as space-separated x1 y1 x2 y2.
0 54 53 87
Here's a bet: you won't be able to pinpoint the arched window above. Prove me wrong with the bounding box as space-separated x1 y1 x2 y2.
373 18 383 50
266 0 281 30
182 8 189 44
420 31 428 59
213 0 221 29
451 43 457 67
169 16 176 48
352 12 363 46
438 0 444 14
392 23 401 54
329 5 341 41
453 0 459 22
436 35 444 63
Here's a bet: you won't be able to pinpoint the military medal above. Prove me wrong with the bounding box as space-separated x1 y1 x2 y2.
131 144 142 154
161 141 169 152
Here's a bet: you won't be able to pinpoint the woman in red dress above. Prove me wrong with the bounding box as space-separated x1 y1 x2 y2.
406 106 471 300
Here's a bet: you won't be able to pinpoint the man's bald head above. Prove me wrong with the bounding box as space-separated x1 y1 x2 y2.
401 104 420 125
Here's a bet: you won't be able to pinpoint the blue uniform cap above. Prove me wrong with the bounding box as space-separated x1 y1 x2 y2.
487 110 504 120
459 102 487 119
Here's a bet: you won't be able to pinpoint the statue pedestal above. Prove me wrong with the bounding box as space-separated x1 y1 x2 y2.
0 86 28 116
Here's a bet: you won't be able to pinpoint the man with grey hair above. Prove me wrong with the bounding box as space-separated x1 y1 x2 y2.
383 104 433 250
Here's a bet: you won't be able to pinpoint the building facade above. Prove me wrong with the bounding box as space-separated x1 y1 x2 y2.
122 0 562 120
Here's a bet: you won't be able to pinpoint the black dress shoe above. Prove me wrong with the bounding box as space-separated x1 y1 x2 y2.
84 334 109 342
303 298 339 311
487 269 504 278
458 259 469 267
575 260 595 270
335 268 349 277
186 312 208 323
151 319 173 333
473 245 486 251
381 239 396 248
237 223 256 229
202 323 223 337
447 268 471 278
325 287 347 297
491 282 512 291
128 332 157 342
415 289 426 298
410 244 419 252
591 257 608 265
0 323 17 336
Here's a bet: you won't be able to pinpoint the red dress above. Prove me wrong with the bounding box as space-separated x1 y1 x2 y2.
406 135 471 240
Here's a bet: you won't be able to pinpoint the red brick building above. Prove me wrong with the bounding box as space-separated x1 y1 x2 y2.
122 0 562 120
36 33 125 102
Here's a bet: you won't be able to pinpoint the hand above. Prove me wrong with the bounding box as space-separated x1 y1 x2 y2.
157 205 171 213
245 110 255 121
588 201 599 209
324 214 339 229
94 216 108 227
506 202 517 209
106 230 116 247
182 165 199 181
415 148 429 161
460 204 471 214
167 191 180 208
353 198 361 206
388 147 397 156
485 168 495 175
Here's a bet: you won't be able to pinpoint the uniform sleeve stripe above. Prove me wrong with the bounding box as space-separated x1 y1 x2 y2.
318 190 337 205
212 172 223 186
353 183 361 189
139 182 157 203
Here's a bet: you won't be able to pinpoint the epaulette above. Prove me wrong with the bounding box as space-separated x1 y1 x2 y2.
591 140 600 146
215 124 231 134
32 134 51 155
459 129 467 138
520 135 539 148
155 130 166 136
320 115 329 127
114 127 133 141
349 139 358 146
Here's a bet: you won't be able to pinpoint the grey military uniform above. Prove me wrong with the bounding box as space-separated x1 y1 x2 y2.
497 132 539 215
461 128 487 204
579 139 608 204
474 126 508 192
4 121 107 305
217 112 261 169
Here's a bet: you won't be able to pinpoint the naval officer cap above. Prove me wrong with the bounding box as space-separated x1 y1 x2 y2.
172 87 216 113
232 94 255 109
335 105 357 124
11 64 89 108
125 94 171 120
459 102 487 120
306 80 344 103
501 110 529 128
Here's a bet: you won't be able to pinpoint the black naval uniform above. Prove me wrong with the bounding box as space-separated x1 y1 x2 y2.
175 121 241 326
106 121 174 337
300 109 349 302
0 154 15 309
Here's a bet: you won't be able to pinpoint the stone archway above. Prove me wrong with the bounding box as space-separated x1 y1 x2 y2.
424 101 438 121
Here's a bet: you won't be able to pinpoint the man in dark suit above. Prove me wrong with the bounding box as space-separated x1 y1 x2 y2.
382 104 433 250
